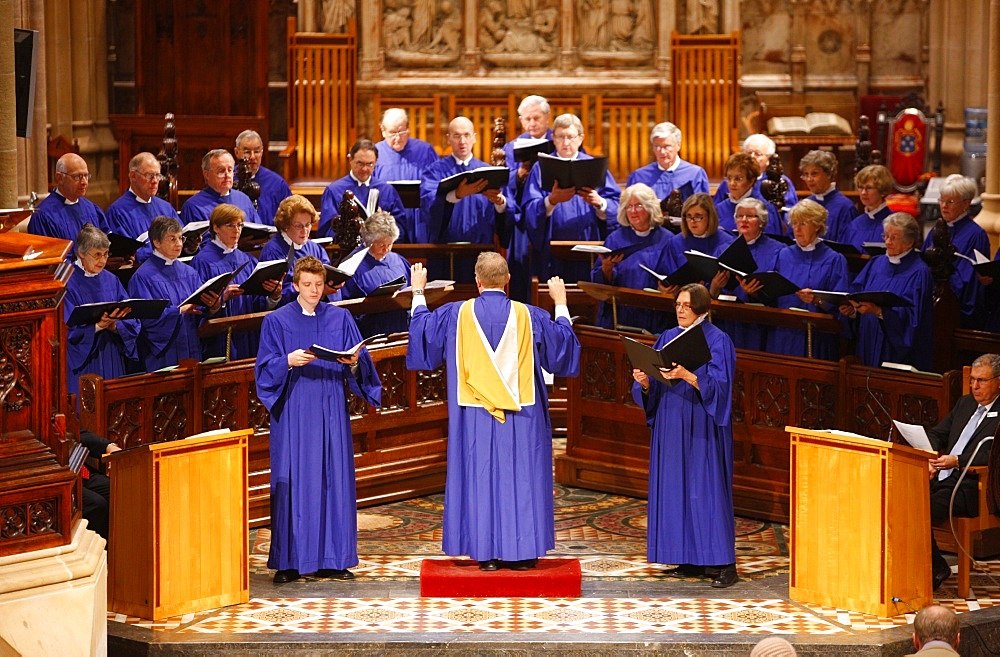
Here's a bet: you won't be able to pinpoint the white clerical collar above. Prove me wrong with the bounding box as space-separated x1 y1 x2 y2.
887 247 913 265
212 237 237 254
689 313 708 328
152 249 177 265
946 212 969 228
281 232 306 250
866 202 888 218
74 259 100 277
729 187 753 203
54 190 79 206
452 155 473 166
349 172 370 187
299 303 317 317
129 189 153 204
690 232 711 240
658 158 681 173
632 227 652 237
799 238 821 252
744 234 760 245
813 184 837 202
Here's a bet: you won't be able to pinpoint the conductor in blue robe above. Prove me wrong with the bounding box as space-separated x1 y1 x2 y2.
843 213 934 370
421 117 512 283
765 200 850 360
632 283 739 588
29 153 110 241
256 256 382 584
591 183 673 333
714 153 783 237
847 165 894 251
407 253 580 570
64 225 139 398
799 150 855 244
260 195 339 306
319 139 406 240
233 130 293 225
374 108 440 243
340 211 412 337
521 113 620 284
106 152 177 264
713 134 798 214
626 122 709 205
180 149 261 226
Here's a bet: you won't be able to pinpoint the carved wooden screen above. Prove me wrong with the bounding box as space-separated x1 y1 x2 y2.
282 17 357 183
373 93 444 155
670 32 741 180
446 95 517 161
592 95 664 181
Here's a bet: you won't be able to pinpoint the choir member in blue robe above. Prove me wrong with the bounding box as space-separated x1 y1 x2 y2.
192 205 282 360
654 193 735 291
713 134 798 213
521 113 620 284
319 140 406 240
179 149 261 225
843 213 933 370
256 256 382 584
63 225 139 398
799 150 855 244
340 211 412 337
127 216 222 370
29 153 110 241
106 152 177 264
847 165 895 251
626 122 709 204
714 153 783 237
261 195 339 305
233 130 292 225
922 175 989 329
407 253 580 570
374 108 441 244
421 117 512 283
765 200 850 360
631 284 738 588
590 183 673 333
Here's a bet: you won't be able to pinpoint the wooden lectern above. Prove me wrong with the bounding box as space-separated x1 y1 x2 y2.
787 427 933 617
105 429 252 620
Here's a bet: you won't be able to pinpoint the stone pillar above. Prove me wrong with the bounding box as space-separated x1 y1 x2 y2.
0 0 17 208
975 0 1000 251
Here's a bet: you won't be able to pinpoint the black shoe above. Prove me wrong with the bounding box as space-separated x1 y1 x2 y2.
273 569 300 584
933 562 951 590
316 568 355 580
478 559 499 571
664 564 704 578
507 558 538 571
711 564 739 589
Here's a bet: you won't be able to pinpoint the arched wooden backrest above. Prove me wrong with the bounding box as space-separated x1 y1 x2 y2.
592 95 664 181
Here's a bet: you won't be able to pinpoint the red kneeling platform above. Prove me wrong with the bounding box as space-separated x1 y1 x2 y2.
420 558 582 598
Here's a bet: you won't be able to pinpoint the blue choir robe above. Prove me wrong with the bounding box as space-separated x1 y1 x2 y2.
632 319 736 567
721 234 786 351
340 249 412 337
234 165 292 226
259 233 334 305
654 230 736 284
502 130 553 303
126 255 206 371
179 188 261 226
521 154 621 283
28 191 110 241
807 188 855 244
106 190 177 263
847 205 892 252
714 173 799 213
318 175 406 240
626 159 710 203
374 138 440 244
63 265 139 397
922 214 989 328
421 156 512 283
590 226 673 333
256 300 382 573
407 291 580 562
191 241 266 360
765 242 849 360
850 250 934 370
715 192 785 238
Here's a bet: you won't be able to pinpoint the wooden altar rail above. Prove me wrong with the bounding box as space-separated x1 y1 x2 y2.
556 323 961 524
78 340 450 528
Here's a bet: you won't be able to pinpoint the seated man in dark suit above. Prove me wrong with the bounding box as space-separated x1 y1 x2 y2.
927 352 1000 590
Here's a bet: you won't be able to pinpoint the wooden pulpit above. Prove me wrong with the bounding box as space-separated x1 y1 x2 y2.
105 429 252 620
787 427 933 616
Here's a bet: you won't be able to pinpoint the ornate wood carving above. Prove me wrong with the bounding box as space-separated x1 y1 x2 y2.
107 399 144 448
581 348 616 403
417 368 447 405
376 356 409 412
151 393 188 442
203 384 240 430
751 372 791 428
797 379 836 429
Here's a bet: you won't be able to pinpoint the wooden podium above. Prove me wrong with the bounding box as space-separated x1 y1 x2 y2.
105 429 252 620
787 427 933 617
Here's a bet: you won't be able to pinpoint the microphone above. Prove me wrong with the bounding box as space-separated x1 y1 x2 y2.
865 369 895 442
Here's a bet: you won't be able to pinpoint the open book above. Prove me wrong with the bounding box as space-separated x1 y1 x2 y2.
436 166 510 196
537 153 609 191
240 259 287 296
955 249 1000 279
307 333 386 360
325 246 369 287
638 262 704 287
67 298 170 326
766 112 852 136
621 324 711 386
512 137 555 163
811 289 912 309
181 261 249 307
388 180 421 209
683 238 758 286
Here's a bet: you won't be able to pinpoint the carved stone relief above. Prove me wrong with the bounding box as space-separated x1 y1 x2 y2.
578 0 655 64
740 0 792 75
321 0 356 33
803 2 855 77
479 0 560 68
686 0 720 35
383 0 463 67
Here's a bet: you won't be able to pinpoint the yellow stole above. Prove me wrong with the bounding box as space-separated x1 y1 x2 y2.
455 298 535 423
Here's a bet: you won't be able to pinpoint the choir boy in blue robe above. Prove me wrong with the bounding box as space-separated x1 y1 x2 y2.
713 134 798 213
64 224 139 398
233 130 292 225
632 283 739 588
106 152 177 264
799 150 855 244
842 213 933 370
374 108 440 243
654 193 735 291
765 200 850 360
922 174 989 329
421 116 513 282
847 165 894 252
407 253 580 570
256 256 382 584
626 122 709 205
180 149 261 226
591 183 673 333
340 211 411 337
714 152 783 237
319 139 406 240
260 195 339 305
521 113 620 284
29 153 110 240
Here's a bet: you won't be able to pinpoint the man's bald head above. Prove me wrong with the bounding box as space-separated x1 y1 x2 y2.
913 605 960 649
447 116 476 160
55 153 90 201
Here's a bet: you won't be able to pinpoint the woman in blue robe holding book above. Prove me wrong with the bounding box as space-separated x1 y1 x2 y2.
340 211 412 337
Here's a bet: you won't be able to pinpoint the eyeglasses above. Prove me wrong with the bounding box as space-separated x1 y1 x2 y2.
744 149 766 158
352 161 377 169
383 128 408 138
82 250 109 260
241 148 264 156
63 172 92 182
553 133 581 143
675 302 692 310
136 172 165 182
685 214 708 223
625 204 646 212
800 171 825 180
969 374 999 385
725 175 749 183
939 198 965 207
212 168 234 178
289 222 313 231
653 143 678 152
221 223 244 230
